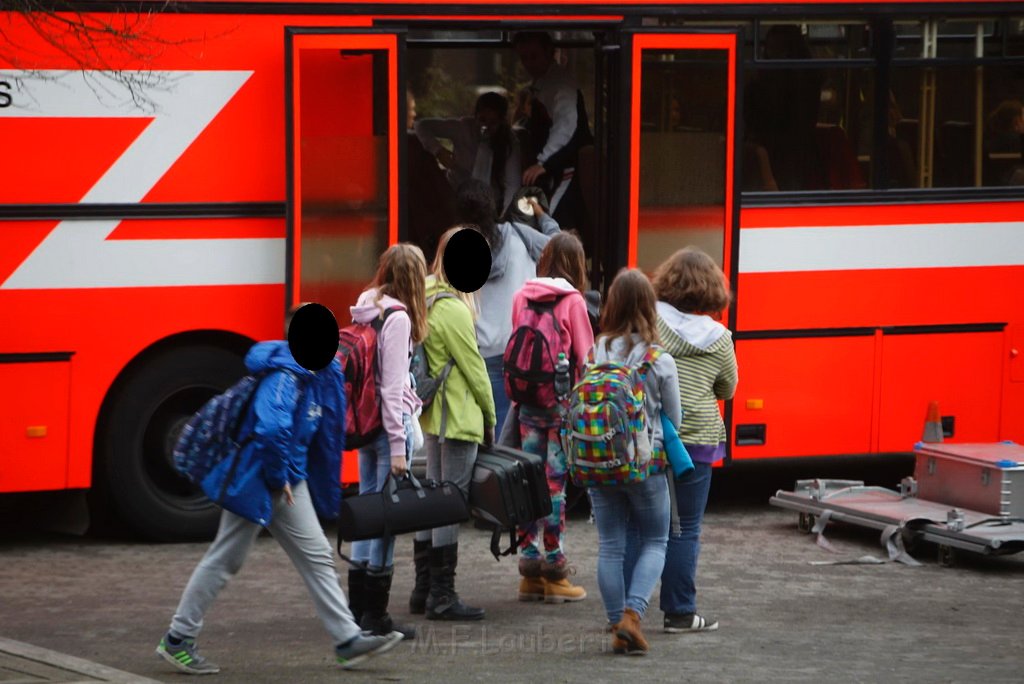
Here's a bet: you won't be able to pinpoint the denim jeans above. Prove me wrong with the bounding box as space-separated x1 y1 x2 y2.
625 462 713 616
660 461 713 616
588 474 669 625
350 416 413 571
484 354 510 438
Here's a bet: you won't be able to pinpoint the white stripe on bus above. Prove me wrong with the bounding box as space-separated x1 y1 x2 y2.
1 70 260 289
738 221 1024 273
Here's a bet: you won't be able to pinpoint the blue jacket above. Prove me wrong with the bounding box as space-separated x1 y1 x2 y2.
200 341 345 526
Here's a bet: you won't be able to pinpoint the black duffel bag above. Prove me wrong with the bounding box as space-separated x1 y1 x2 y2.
337 471 469 564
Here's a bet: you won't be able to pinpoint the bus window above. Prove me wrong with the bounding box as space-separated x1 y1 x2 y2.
891 18 1024 188
743 22 872 192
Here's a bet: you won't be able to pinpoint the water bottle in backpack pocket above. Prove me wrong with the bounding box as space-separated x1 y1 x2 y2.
562 347 662 487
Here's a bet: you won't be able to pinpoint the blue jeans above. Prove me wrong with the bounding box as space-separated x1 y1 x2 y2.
484 354 510 438
626 462 713 616
589 474 669 625
350 417 413 571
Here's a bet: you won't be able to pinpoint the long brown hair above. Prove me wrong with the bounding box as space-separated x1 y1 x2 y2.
598 269 659 347
536 232 588 292
651 246 731 317
431 226 478 320
369 243 428 343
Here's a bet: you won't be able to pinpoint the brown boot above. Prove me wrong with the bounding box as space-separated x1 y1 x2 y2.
614 608 649 655
518 557 545 602
540 559 586 603
607 622 628 654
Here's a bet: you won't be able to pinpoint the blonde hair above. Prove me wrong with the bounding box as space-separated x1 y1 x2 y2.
599 269 660 347
369 243 428 343
430 226 479 319
652 246 731 317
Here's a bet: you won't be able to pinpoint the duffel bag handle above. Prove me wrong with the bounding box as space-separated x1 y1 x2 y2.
385 470 427 504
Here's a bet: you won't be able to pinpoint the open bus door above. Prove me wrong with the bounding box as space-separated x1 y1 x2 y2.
621 31 741 457
285 28 404 483
285 28 404 324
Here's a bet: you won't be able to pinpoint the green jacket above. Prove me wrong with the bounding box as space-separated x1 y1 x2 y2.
420 276 497 442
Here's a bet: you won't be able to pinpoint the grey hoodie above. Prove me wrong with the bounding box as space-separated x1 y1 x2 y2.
591 334 681 456
475 215 560 358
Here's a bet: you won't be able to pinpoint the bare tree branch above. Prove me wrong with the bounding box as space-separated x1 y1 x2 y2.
2 1 231 111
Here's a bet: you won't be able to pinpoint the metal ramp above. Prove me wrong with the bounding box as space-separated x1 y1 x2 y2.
770 478 1024 567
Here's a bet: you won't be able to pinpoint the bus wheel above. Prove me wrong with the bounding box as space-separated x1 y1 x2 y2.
98 345 246 541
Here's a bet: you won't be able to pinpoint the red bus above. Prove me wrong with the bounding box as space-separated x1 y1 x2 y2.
2 1 1022 540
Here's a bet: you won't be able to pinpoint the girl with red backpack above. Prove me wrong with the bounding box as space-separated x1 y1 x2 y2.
505 232 594 604
346 243 428 641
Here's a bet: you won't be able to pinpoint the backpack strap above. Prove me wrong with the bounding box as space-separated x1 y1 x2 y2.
425 291 459 443
489 525 527 561
220 368 302 503
426 291 458 379
632 345 663 382
368 305 401 333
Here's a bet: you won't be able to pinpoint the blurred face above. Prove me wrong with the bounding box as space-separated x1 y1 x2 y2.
476 107 502 136
516 42 553 80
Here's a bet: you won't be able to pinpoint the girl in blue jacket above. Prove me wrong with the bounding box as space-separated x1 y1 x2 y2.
157 317 401 674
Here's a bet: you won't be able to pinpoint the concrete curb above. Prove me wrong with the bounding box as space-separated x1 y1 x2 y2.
0 636 163 683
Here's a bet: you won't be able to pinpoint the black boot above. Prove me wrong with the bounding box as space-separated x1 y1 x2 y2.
409 539 431 614
425 544 485 621
347 567 366 625
360 568 417 640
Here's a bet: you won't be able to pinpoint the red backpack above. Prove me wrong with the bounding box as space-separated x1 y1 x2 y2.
503 296 570 410
337 307 398 449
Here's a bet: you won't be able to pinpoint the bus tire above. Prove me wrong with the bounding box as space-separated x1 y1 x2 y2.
98 344 246 541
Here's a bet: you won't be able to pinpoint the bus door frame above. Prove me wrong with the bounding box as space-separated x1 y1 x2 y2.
284 27 407 312
618 29 743 459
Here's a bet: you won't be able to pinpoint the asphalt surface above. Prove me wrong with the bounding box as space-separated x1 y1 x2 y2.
2 455 1023 683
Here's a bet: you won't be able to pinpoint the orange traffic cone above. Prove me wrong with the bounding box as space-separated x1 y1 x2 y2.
922 400 943 443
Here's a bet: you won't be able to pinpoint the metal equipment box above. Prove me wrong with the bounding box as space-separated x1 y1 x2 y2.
914 442 1024 519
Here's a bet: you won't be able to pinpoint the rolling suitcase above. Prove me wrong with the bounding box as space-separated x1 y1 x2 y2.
470 444 552 559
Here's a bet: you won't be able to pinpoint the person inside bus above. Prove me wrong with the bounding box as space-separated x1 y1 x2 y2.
513 31 594 231
155 306 403 675
456 178 559 437
744 24 826 191
406 89 458 264
414 91 522 216
985 99 1024 185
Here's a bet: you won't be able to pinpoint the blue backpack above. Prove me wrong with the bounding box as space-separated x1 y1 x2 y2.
173 370 293 487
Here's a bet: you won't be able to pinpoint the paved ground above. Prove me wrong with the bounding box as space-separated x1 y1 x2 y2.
2 455 1023 683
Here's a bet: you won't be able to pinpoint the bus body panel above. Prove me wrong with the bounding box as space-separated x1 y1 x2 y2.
0 4 1021 533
